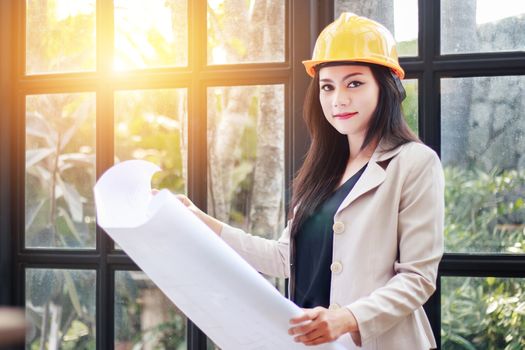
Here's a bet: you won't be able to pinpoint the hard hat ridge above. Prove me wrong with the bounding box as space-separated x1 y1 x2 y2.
303 12 405 79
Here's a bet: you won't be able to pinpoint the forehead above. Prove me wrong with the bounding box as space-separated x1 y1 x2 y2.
318 64 373 80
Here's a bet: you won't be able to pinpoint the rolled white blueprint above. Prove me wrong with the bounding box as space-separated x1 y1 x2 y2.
94 160 348 350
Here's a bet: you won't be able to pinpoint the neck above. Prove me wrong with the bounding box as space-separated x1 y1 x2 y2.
347 133 378 162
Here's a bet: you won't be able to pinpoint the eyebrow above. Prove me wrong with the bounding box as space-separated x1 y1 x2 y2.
319 72 364 83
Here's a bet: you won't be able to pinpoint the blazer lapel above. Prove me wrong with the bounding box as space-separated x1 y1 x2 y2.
335 139 405 214
336 161 386 214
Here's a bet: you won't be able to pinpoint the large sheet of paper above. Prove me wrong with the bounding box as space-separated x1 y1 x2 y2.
94 160 348 350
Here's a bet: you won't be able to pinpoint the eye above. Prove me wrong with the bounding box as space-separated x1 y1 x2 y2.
347 81 363 88
320 83 334 91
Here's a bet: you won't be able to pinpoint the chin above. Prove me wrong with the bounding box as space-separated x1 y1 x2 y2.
333 127 354 135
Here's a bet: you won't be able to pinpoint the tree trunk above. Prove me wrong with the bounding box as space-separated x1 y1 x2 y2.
440 0 477 167
48 302 62 350
178 89 188 190
208 0 258 222
335 0 394 33
140 288 169 350
249 86 284 237
168 0 188 66
248 0 285 238
208 86 256 221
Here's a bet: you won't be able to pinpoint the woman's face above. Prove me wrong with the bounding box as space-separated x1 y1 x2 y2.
318 64 380 137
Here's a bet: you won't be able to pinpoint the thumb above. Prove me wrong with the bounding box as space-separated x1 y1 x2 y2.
175 194 191 207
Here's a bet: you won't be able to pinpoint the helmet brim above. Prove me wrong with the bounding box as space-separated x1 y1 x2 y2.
302 58 405 80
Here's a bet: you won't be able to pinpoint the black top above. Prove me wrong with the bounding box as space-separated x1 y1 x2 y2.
293 164 367 308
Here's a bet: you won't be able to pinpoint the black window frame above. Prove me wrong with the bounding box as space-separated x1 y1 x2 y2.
0 0 319 349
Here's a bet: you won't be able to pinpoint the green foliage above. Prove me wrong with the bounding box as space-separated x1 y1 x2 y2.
442 167 525 349
397 38 417 57
114 272 186 349
27 0 96 73
442 277 525 350
401 80 418 133
25 93 96 248
444 167 525 253
115 89 187 194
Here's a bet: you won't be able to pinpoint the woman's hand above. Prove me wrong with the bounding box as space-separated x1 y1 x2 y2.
152 189 223 236
288 307 359 346
174 194 201 215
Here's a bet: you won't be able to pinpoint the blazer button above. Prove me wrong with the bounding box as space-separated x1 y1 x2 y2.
328 303 341 310
333 221 345 234
330 261 343 274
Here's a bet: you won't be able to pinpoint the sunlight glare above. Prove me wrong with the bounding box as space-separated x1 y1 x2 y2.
476 0 525 24
394 0 418 42
113 0 178 70
54 0 95 21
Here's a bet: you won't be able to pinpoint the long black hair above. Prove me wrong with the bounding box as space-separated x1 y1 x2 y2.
289 62 419 238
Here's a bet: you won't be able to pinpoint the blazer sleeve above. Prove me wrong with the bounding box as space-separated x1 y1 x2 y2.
346 146 445 344
220 221 291 278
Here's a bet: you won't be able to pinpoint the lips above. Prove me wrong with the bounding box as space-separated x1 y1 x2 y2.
333 112 358 120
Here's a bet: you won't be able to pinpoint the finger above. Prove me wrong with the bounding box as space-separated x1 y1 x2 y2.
175 194 190 206
151 189 159 195
289 322 313 336
294 328 325 343
289 308 320 324
289 315 323 336
303 335 328 346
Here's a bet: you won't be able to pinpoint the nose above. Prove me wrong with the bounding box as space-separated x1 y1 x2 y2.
333 88 349 108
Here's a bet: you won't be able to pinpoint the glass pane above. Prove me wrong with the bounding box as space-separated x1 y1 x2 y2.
207 84 285 237
335 0 418 56
114 88 187 194
114 0 188 70
25 268 96 349
441 76 525 254
441 0 525 54
207 85 286 348
25 93 96 249
401 79 418 133
441 276 525 349
115 271 186 349
207 0 285 64
26 0 96 75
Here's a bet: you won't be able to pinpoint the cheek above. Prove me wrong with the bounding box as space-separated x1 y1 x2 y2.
319 95 331 118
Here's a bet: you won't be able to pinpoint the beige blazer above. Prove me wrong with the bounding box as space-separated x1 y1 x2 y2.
221 140 444 350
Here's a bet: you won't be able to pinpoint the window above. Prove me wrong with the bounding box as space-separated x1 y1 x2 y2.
2 1 315 349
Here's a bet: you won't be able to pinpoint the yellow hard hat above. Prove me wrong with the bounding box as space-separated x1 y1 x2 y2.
303 13 405 79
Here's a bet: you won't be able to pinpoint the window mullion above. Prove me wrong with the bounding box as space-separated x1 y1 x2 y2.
96 0 115 349
0 0 16 306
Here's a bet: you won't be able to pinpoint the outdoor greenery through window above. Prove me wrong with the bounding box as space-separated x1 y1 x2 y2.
440 75 525 349
114 0 188 70
115 88 188 193
207 84 285 236
115 271 187 349
207 0 285 64
441 76 525 254
22 0 288 349
439 12 525 350
26 0 96 74
441 277 524 348
25 268 96 349
25 92 97 249
401 79 418 133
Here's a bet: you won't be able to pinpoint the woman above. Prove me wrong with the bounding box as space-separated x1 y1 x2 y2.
177 13 444 349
